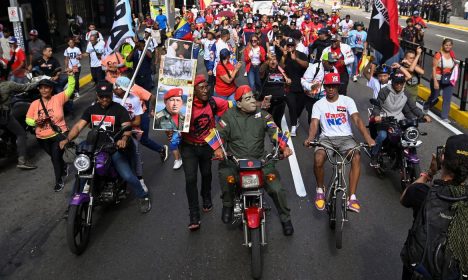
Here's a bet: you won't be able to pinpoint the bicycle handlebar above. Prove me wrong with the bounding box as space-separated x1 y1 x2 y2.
307 140 368 165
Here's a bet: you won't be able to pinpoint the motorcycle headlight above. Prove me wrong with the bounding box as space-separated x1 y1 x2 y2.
241 174 260 189
74 154 91 172
404 127 419 142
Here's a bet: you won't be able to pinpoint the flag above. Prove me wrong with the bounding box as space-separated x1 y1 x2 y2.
204 128 224 150
367 0 399 63
266 121 277 129
105 0 136 53
174 18 193 41
277 131 290 149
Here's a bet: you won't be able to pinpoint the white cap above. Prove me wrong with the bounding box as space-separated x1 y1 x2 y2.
145 28 152 33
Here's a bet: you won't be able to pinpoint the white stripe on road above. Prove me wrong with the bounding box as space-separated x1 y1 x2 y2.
365 16 370 19
416 103 463 135
435 34 466 43
281 117 307 197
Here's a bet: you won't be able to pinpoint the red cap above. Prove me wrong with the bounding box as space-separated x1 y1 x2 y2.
164 88 183 101
194 74 206 86
323 73 341 85
234 85 252 101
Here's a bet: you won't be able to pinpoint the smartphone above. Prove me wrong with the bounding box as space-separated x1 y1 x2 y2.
436 146 444 170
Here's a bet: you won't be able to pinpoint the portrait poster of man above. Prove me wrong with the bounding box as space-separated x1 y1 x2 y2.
160 55 197 85
153 84 193 132
166 38 194 59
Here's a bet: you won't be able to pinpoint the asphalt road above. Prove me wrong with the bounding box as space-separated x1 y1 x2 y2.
0 50 462 279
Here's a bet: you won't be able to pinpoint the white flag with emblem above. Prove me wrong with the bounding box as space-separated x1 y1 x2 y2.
105 0 135 54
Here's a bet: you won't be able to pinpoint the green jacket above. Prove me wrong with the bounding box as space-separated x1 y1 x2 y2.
0 81 38 110
154 108 185 131
217 107 278 160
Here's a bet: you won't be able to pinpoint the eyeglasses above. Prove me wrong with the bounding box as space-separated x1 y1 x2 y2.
273 26 278 28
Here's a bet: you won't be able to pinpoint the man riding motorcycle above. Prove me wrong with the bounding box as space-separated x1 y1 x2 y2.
0 79 38 169
213 85 295 236
59 81 151 213
369 71 431 167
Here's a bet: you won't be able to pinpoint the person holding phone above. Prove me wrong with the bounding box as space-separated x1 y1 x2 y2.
214 49 242 101
244 34 266 94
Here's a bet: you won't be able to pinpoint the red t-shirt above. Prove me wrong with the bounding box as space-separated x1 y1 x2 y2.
183 97 231 143
330 46 345 74
215 62 236 97
206 14 214 24
10 47 26 77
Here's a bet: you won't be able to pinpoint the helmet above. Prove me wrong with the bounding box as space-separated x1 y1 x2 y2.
391 70 406 84
375 64 391 75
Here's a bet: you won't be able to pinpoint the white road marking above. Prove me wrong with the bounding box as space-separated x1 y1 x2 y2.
416 103 463 135
365 16 370 19
434 34 466 43
281 117 307 197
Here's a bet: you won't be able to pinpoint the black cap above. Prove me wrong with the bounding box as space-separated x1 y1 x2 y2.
96 81 113 97
286 38 296 46
318 28 329 35
37 79 56 88
444 134 468 163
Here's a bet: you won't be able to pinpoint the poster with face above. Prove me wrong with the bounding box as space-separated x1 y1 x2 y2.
153 84 193 132
166 38 194 59
159 55 197 86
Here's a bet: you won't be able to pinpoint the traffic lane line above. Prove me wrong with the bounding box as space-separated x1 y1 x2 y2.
435 34 466 43
281 116 307 197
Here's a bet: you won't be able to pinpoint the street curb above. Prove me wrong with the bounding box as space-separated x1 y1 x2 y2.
80 74 92 87
399 15 468 31
417 84 468 127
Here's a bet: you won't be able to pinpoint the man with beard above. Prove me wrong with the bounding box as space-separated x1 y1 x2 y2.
154 88 185 131
180 75 234 231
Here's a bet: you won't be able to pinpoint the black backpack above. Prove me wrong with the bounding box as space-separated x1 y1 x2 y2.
401 182 468 280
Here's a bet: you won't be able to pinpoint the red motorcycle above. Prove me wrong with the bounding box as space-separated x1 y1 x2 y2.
225 146 280 280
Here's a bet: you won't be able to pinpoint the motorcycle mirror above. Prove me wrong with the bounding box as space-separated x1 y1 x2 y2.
369 98 381 107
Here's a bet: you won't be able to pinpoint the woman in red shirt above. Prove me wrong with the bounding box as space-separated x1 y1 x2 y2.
215 48 242 100
244 35 266 94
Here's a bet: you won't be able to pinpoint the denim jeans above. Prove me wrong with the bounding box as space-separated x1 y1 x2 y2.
352 51 363 76
425 79 453 119
371 130 387 156
90 67 104 84
111 150 147 198
139 110 164 152
247 65 262 93
180 142 213 213
214 91 235 101
193 47 200 59
129 137 143 178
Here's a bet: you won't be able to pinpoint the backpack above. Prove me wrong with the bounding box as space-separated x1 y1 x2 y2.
401 181 468 280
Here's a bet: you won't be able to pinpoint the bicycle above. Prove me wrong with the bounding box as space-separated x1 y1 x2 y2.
308 140 368 249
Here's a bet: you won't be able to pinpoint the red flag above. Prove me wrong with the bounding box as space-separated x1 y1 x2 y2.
367 0 400 62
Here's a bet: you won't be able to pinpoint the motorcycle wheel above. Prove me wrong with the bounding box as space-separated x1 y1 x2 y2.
250 228 263 280
335 193 344 249
401 163 421 191
66 202 91 255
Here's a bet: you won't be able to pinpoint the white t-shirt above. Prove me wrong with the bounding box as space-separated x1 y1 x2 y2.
249 47 261 65
86 41 106 67
64 47 82 68
214 39 232 75
367 76 390 99
113 93 143 120
201 38 216 61
312 95 358 137
339 19 354 33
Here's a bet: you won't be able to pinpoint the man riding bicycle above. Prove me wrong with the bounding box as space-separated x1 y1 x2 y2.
304 73 375 213
369 71 431 167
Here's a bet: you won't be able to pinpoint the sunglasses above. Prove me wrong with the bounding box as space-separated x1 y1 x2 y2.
273 26 278 28
251 39 258 42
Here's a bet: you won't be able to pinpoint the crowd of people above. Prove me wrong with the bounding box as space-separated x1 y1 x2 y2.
0 0 467 278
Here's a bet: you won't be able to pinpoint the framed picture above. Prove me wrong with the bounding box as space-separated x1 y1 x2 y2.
159 55 197 85
166 38 194 59
153 84 193 132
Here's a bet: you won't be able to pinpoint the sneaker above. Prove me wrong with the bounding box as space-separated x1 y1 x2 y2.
315 189 326 211
244 72 247 77
159 145 169 162
74 92 80 98
290 126 297 137
54 181 65 192
62 164 69 177
353 75 358 82
17 160 37 170
370 154 380 168
139 197 152 213
140 178 149 193
347 198 361 213
441 119 451 124
173 159 183 170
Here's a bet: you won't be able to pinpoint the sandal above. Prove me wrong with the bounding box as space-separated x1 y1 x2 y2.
188 212 201 231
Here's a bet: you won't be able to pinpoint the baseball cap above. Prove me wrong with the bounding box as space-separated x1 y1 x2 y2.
330 34 341 41
234 85 253 101
29 29 38 36
96 81 113 97
318 28 329 35
272 22 279 27
391 71 406 83
144 28 152 33
304 14 311 20
194 74 206 86
8 37 17 44
444 134 468 163
114 76 131 91
37 78 56 88
246 18 253 24
286 38 296 46
413 10 419 15
164 88 184 101
323 73 341 85
275 30 284 37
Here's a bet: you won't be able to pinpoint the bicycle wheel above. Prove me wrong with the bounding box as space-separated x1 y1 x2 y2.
335 192 345 249
327 181 337 230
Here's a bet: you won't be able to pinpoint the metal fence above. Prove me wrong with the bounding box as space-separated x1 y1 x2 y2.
400 39 468 111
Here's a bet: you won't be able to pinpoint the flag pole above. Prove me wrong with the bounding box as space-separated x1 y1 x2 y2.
122 37 152 103
214 129 228 160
